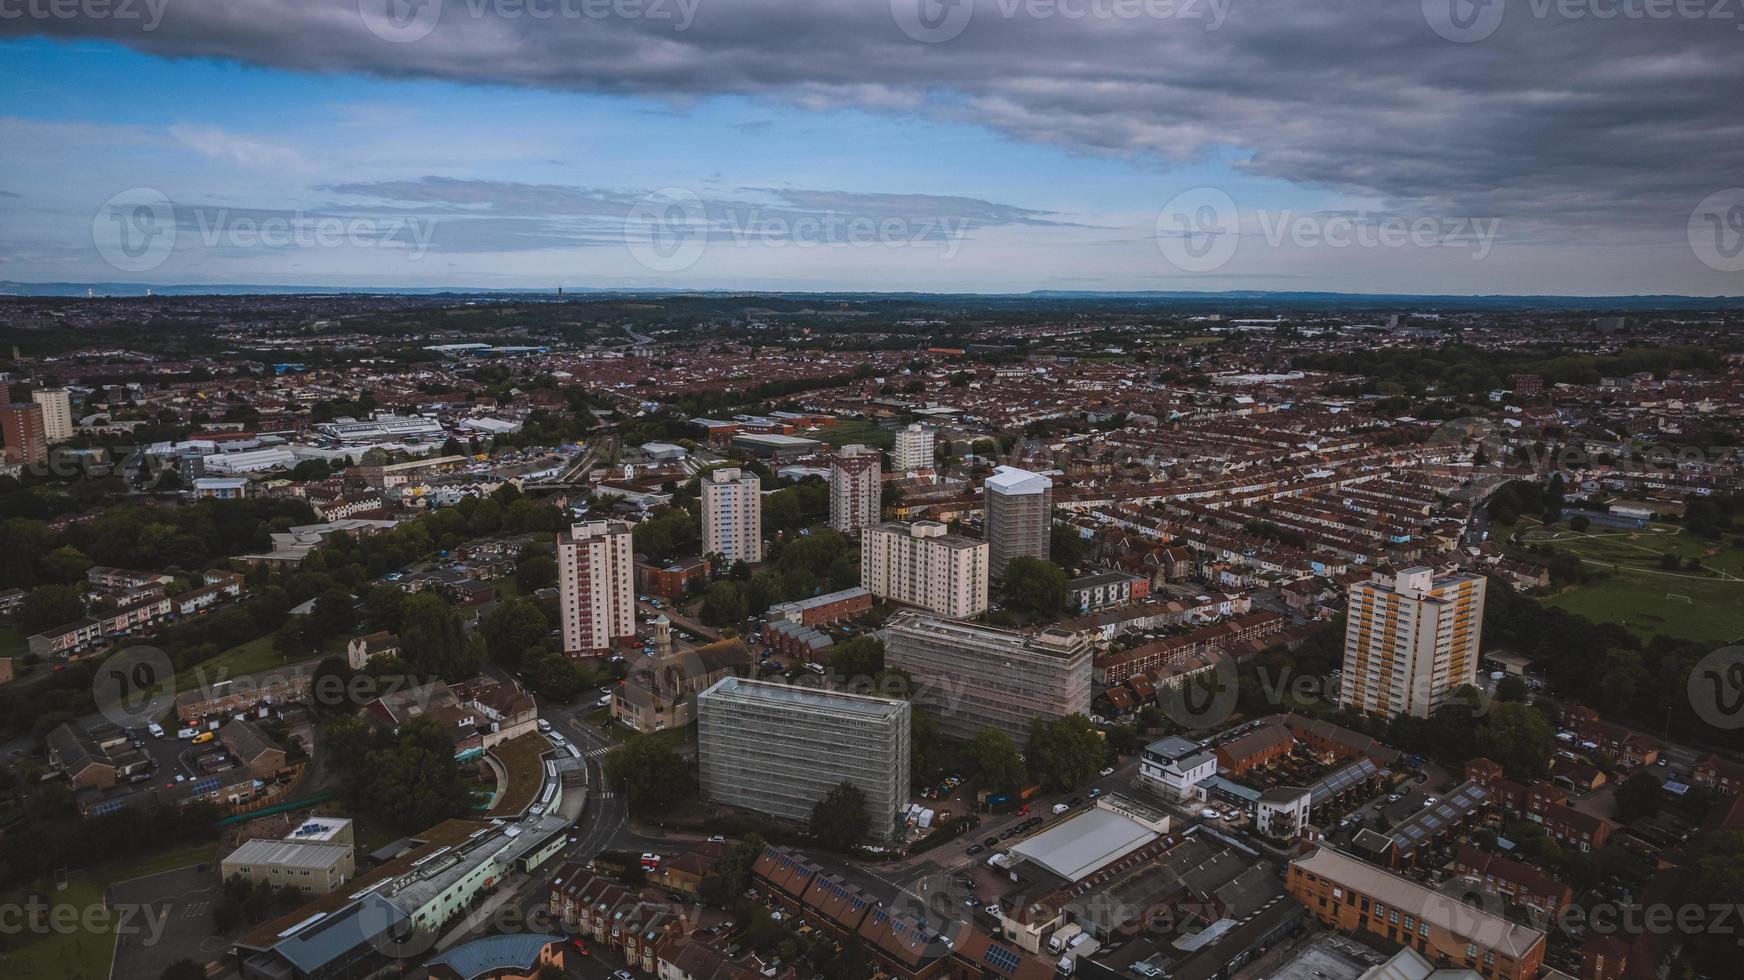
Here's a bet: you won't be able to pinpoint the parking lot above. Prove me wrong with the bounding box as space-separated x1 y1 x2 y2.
108 866 226 980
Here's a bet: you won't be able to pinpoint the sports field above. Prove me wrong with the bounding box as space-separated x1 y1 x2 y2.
1515 519 1744 644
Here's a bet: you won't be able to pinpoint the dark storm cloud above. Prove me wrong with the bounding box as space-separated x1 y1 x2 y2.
7 0 1742 243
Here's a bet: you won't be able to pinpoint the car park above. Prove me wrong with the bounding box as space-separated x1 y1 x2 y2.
1200 808 1221 820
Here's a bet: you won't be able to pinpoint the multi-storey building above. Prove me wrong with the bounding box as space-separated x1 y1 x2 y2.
702 466 762 566
557 520 636 656
1339 567 1485 719
0 402 47 465
31 387 73 443
697 677 911 841
984 465 1052 577
1287 847 1546 980
860 520 989 619
828 444 881 534
892 423 935 472
883 611 1091 742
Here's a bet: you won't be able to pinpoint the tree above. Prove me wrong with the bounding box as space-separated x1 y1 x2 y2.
810 782 871 850
303 588 357 646
484 598 551 665
516 553 558 593
699 580 748 627
966 727 1026 793
1049 523 1084 573
1494 675 1529 703
1476 702 1555 781
398 592 478 679
331 714 471 833
290 458 332 481
999 556 1068 616
39 546 91 584
827 636 885 680
604 734 692 815
1025 714 1105 792
1613 771 1662 824
18 584 85 634
523 649 585 702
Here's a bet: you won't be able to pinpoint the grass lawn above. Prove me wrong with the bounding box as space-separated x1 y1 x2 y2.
101 842 221 884
0 625 24 659
1508 518 1744 644
0 874 115 980
1542 575 1744 645
174 635 343 692
807 417 894 450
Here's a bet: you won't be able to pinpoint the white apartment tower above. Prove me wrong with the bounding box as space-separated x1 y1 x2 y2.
828 444 882 535
702 466 762 566
1339 567 1486 719
861 520 989 619
984 465 1053 577
557 520 636 656
31 387 73 444
892 423 935 472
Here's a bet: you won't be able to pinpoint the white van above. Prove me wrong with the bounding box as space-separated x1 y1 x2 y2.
146 722 165 738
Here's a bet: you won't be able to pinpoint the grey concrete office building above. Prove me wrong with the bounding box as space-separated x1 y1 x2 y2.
984 465 1053 576
883 611 1092 743
697 677 911 841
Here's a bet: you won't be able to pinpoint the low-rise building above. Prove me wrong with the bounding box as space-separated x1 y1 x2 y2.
1137 735 1217 802
1287 847 1547 980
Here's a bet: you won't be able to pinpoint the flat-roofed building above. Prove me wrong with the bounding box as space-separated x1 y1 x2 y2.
557 520 636 656
828 444 882 534
984 466 1052 577
31 387 73 443
698 677 910 841
1341 567 1486 719
222 837 356 895
1286 847 1546 980
892 423 935 472
861 520 989 619
883 612 1091 742
701 467 762 566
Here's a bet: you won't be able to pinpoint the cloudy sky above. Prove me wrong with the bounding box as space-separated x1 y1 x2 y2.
2 0 1742 294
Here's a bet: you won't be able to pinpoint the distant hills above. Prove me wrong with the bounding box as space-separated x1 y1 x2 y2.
3 281 1742 312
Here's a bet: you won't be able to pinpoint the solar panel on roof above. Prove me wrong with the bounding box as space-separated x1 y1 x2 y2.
983 945 1021 974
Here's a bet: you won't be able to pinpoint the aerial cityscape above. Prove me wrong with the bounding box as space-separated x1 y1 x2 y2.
3 4 1744 980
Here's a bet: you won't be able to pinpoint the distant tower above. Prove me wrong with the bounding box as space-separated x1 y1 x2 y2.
829 444 882 535
86 288 93 300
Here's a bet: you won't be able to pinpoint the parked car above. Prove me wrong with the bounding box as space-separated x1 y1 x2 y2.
191 731 215 745
1052 803 1069 815
1099 767 1115 777
146 722 165 738
983 837 999 848
967 844 985 855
